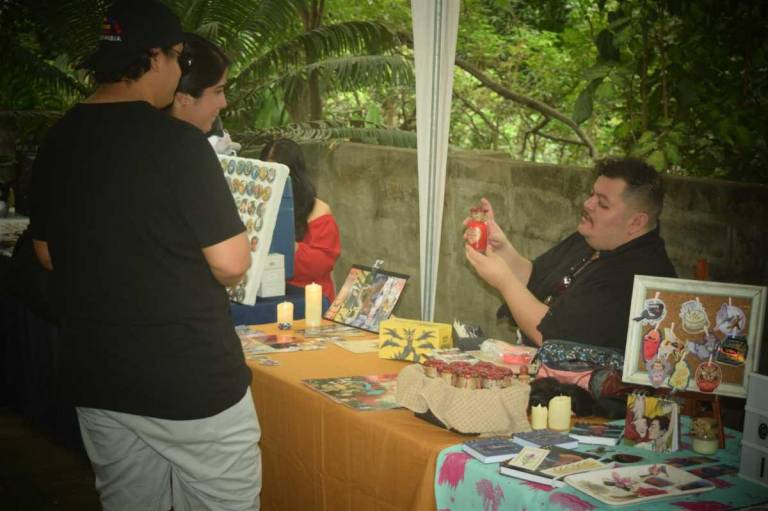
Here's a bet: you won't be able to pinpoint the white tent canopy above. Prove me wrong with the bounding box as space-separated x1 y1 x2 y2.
411 0 460 321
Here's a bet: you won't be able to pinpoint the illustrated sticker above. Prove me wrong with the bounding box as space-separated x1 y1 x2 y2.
634 292 667 326
695 358 722 393
647 357 672 388
227 159 236 175
715 300 746 336
642 328 663 362
250 236 259 252
657 324 684 361
687 329 720 361
717 335 748 366
680 298 710 334
668 358 691 391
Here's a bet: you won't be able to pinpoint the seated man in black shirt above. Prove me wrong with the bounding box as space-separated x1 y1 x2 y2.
465 157 677 351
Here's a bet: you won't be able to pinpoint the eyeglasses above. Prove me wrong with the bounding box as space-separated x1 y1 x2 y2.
170 48 193 75
543 251 600 305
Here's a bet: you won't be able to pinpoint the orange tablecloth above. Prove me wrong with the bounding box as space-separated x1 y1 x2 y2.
247 320 463 510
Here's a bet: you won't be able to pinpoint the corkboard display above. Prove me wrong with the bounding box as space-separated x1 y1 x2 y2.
622 276 766 398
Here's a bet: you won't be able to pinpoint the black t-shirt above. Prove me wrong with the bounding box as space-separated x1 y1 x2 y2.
29 101 250 420
526 226 677 351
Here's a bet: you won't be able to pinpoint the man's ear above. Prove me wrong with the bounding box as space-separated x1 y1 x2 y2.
627 211 649 235
148 48 162 71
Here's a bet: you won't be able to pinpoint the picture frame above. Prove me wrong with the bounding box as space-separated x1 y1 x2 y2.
622 275 766 398
323 264 409 333
218 155 289 306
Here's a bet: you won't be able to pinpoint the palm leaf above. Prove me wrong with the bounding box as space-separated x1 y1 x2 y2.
233 123 416 153
230 21 399 89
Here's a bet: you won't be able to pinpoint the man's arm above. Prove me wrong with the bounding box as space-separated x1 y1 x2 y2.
33 240 53 271
202 232 251 287
465 244 547 346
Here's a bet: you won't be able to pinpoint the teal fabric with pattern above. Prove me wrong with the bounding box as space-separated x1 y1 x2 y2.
435 418 768 511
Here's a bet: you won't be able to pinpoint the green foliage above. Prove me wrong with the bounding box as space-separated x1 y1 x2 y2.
1 0 766 182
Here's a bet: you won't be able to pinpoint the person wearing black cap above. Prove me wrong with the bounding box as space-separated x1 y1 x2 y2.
28 1 262 509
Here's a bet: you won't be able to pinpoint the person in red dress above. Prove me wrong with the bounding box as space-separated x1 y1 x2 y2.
260 138 341 302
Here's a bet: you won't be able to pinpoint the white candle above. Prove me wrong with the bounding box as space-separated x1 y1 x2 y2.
531 404 548 430
547 395 572 431
277 301 293 325
305 282 322 327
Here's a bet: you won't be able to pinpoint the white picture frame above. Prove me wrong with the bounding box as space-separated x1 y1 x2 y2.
622 275 766 398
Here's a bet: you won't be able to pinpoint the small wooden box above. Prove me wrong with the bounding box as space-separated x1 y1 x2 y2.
378 318 452 363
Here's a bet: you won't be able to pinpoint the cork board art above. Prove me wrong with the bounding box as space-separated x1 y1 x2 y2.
622 275 766 398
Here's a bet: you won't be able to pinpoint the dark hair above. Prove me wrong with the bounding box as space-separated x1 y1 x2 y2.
94 46 177 84
176 33 230 98
595 157 664 227
259 138 317 240
651 415 671 431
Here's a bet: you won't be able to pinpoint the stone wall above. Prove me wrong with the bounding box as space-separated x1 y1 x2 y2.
302 142 768 344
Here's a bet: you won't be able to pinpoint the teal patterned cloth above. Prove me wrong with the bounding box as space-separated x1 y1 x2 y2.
435 419 768 511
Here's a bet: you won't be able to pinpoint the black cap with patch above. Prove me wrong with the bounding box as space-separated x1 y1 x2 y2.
79 0 184 72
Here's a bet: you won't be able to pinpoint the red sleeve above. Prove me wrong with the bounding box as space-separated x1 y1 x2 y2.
292 214 341 283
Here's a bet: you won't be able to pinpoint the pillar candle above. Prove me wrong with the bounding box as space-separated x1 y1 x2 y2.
277 301 293 325
531 404 548 430
305 282 323 327
547 395 572 431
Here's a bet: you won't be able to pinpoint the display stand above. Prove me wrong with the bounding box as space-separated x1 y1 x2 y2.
657 389 725 448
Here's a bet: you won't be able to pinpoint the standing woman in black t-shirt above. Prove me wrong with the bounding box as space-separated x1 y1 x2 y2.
168 33 230 134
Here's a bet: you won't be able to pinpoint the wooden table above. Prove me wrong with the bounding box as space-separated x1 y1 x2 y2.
246 320 464 510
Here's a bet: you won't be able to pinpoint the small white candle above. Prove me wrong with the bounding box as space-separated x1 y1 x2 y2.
277 301 293 325
305 282 322 327
531 404 548 430
547 395 572 431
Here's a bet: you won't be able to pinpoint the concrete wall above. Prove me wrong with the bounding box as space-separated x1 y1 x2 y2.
302 142 768 343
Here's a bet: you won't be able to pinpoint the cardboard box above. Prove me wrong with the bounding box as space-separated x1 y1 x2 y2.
743 409 768 450
739 372 768 487
739 441 768 487
746 372 768 413
379 318 452 363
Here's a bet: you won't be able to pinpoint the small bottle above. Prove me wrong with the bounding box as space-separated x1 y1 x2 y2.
466 208 488 252
695 257 709 280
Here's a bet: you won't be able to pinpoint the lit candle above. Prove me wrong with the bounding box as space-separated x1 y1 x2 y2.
305 282 322 327
531 404 548 430
547 395 572 431
277 301 293 327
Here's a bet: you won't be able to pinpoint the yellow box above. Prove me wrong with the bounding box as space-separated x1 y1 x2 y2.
378 318 452 362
